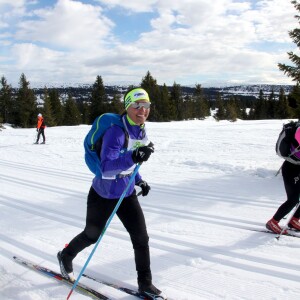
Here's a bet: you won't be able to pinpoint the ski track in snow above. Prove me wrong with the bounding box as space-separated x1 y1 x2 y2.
1 119 300 299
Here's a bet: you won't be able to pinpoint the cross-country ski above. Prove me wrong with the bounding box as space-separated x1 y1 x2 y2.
82 273 169 300
13 256 110 300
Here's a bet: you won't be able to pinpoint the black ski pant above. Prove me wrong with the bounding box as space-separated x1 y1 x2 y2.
64 186 151 283
273 161 300 221
36 128 45 142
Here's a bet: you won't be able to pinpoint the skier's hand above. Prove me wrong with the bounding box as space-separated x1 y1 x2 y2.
136 180 151 196
36 128 38 132
132 145 154 163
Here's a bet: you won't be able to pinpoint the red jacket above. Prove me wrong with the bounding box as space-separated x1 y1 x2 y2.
37 116 45 129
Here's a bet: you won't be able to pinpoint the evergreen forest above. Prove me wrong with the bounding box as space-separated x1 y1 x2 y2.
0 71 299 128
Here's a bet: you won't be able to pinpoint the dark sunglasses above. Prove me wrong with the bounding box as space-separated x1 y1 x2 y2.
130 102 151 109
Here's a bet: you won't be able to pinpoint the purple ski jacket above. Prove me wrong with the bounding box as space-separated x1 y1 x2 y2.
92 115 147 199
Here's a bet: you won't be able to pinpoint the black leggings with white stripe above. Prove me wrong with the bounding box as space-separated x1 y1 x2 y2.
273 161 300 221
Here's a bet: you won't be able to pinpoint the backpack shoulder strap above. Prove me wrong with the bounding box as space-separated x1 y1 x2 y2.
95 113 128 157
121 114 129 149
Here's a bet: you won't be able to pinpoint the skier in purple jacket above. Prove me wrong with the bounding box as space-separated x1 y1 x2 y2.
58 87 166 299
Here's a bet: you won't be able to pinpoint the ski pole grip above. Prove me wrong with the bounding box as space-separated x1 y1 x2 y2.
148 141 154 148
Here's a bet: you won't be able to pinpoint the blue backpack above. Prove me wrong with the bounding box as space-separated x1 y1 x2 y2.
84 113 128 175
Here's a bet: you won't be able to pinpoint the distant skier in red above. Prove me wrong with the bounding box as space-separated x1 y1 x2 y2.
34 113 46 144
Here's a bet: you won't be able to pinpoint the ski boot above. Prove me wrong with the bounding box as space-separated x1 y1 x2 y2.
288 217 300 231
138 280 167 299
57 250 75 282
266 218 287 234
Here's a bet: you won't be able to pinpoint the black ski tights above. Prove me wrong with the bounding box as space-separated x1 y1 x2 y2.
273 161 300 221
64 187 151 279
36 128 45 143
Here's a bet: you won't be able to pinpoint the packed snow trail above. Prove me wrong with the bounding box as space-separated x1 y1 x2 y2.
1 120 300 299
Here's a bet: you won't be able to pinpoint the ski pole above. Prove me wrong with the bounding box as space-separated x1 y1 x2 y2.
276 201 300 240
275 162 283 177
34 130 38 143
67 163 141 300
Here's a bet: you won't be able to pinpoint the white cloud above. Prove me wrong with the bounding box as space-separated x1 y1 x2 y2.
242 0 297 42
0 0 26 29
15 0 114 51
117 0 297 85
5 42 101 85
11 43 64 68
0 0 298 86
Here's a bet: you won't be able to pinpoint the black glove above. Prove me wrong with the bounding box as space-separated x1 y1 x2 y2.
132 145 154 163
136 180 151 196
36 128 38 132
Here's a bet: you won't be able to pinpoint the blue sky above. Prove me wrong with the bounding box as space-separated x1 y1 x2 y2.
0 0 298 87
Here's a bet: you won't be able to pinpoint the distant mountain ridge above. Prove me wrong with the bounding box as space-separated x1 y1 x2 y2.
219 84 292 97
12 84 294 103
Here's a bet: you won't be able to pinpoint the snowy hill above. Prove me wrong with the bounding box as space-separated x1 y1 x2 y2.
220 84 293 99
1 118 300 300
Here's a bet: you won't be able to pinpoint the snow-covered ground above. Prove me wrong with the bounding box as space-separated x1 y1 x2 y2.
1 118 300 300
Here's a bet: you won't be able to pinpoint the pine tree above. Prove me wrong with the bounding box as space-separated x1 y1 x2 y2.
109 93 123 114
182 94 193 120
140 71 161 121
89 75 107 123
265 89 276 119
214 93 226 121
233 96 244 119
278 1 300 83
0 76 13 124
252 89 267 119
274 87 291 118
193 84 209 119
49 88 64 126
170 82 184 120
286 84 300 116
160 84 174 121
42 88 56 126
287 84 300 117
224 97 238 122
15 73 37 128
63 94 81 125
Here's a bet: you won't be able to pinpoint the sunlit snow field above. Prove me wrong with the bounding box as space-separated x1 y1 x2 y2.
1 117 300 300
